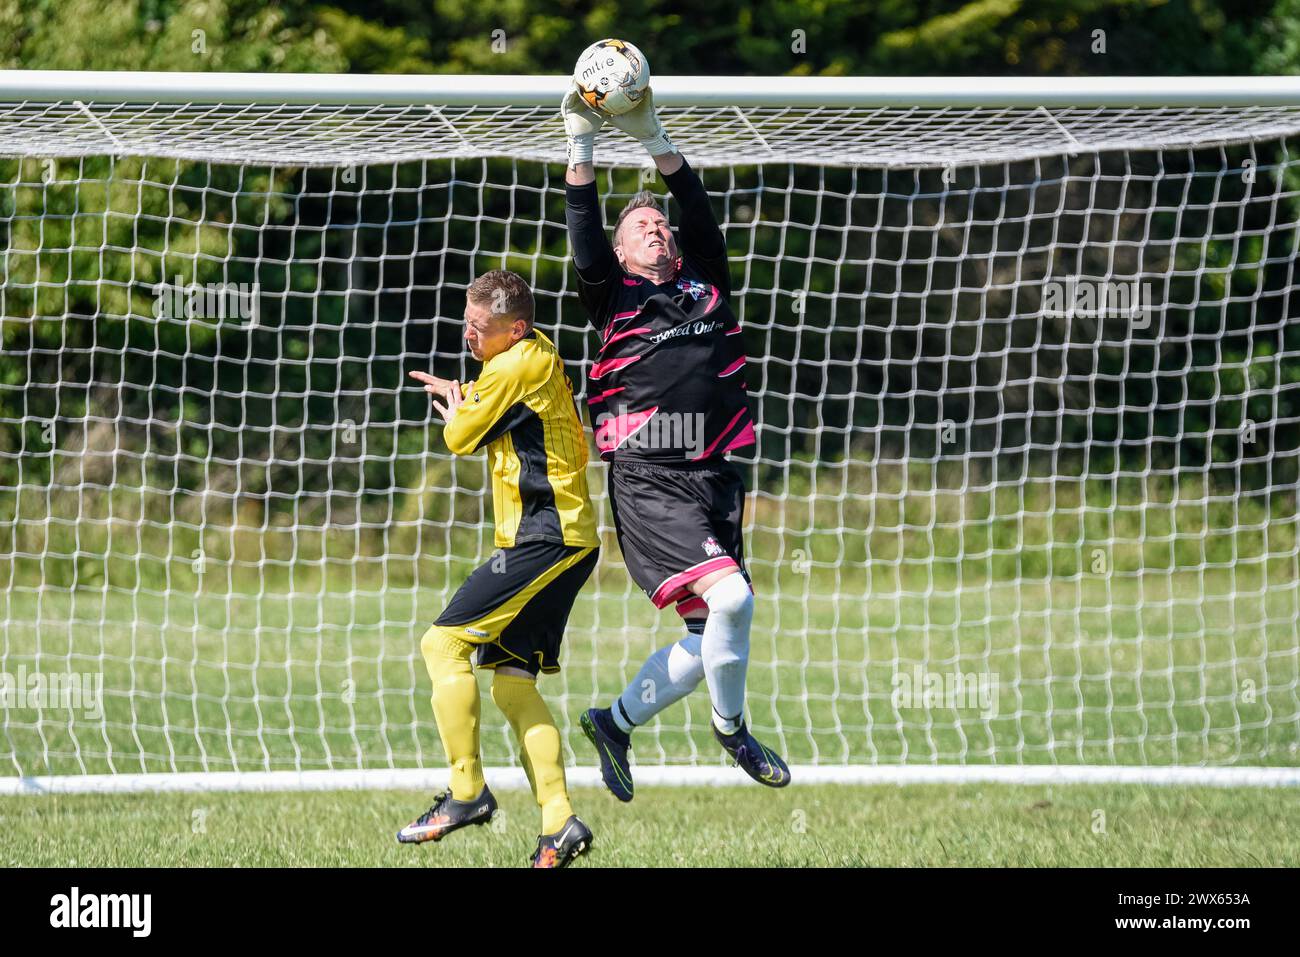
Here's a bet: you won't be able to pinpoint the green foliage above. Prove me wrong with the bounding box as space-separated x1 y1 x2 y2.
0 0 349 73
9 0 1299 79
315 7 432 74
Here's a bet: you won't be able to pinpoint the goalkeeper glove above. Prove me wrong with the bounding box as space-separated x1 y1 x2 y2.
604 88 676 157
561 82 605 166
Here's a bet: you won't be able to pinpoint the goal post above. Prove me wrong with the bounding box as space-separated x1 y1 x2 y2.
1 71 1298 794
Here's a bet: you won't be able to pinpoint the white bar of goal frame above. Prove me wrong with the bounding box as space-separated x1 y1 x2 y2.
3 765 1298 797
1 72 1298 793
5 71 1300 169
3 70 1300 107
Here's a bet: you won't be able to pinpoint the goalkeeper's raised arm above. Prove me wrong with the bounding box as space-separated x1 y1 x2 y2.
562 85 731 317
559 78 753 460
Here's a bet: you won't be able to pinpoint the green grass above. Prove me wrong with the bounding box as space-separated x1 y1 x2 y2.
2 568 1298 777
2 783 1296 867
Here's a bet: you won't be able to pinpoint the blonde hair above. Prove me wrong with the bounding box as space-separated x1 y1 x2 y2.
466 269 534 330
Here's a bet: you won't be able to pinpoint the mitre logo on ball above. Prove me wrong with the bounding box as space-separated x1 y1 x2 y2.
573 38 650 116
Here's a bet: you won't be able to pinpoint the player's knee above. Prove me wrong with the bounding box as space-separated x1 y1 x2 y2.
667 635 706 686
489 669 533 709
701 572 753 623
676 631 703 658
421 625 473 660
421 625 474 681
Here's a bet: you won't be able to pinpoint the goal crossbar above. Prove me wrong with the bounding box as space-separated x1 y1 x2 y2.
4 71 1300 107
2 72 1300 168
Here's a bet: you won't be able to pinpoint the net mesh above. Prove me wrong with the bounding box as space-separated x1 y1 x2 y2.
2 99 1300 166
1 96 1298 778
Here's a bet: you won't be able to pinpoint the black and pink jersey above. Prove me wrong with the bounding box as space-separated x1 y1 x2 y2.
565 159 755 465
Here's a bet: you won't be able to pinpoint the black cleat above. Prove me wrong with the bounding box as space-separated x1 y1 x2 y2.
580 707 634 802
713 721 791 788
396 786 497 844
530 814 593 868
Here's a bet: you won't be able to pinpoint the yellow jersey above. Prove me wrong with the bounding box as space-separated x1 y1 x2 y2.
442 329 599 549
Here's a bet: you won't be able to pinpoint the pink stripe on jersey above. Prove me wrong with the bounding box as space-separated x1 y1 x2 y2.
599 326 652 353
725 325 743 335
622 277 642 286
587 386 626 406
717 357 746 378
590 354 642 380
691 407 748 462
594 406 658 454
603 308 644 342
719 420 756 454
702 284 719 315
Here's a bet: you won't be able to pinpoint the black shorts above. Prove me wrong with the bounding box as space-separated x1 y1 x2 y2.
433 540 599 676
607 457 749 615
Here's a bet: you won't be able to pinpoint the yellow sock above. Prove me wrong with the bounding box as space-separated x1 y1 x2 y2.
518 748 537 796
420 626 486 801
491 672 574 834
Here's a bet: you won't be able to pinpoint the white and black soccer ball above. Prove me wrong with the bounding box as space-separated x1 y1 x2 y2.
573 38 650 116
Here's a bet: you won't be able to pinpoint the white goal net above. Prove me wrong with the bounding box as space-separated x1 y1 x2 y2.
2 73 1298 791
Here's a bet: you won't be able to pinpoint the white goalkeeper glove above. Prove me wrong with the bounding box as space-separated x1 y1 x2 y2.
561 82 605 166
604 87 676 157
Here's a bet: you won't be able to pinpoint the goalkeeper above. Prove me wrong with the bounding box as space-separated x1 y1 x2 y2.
562 81 791 800
398 269 599 868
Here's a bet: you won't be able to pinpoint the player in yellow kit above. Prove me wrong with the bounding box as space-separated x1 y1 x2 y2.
397 269 599 868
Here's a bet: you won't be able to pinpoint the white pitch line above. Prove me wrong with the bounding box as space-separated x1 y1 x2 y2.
3 764 1298 795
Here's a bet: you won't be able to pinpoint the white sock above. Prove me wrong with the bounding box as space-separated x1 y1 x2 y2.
700 573 753 734
614 626 705 731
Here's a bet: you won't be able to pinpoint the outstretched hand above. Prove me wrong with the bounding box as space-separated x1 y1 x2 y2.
408 369 460 400
431 384 464 423
603 88 676 156
562 82 605 167
409 370 470 423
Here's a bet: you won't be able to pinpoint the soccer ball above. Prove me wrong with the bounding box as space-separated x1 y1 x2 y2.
573 38 650 116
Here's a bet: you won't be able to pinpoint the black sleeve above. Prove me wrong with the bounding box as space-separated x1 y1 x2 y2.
565 179 619 325
471 401 535 453
662 157 730 297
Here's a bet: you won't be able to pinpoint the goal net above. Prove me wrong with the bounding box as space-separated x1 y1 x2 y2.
2 73 1298 791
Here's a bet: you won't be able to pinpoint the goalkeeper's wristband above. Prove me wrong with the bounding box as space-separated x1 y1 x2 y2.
567 132 595 167
640 130 677 157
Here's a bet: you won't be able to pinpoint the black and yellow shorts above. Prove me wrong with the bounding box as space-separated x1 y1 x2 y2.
432 540 599 676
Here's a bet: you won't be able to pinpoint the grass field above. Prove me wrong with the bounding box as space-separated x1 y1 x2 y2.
2 569 1298 777
3 783 1297 867
4 505 1297 871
